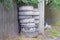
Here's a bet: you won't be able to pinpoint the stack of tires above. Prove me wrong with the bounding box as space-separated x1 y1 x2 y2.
33 9 40 32
18 6 39 37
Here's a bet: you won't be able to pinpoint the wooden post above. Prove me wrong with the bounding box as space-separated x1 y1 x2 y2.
38 0 44 34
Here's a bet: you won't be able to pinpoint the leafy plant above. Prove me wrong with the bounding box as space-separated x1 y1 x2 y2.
15 0 39 8
4 0 13 9
45 0 52 5
0 0 38 9
52 0 60 9
0 0 13 10
45 0 60 10
16 0 38 5
0 0 3 2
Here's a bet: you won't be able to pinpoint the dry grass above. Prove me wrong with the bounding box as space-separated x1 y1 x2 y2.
1 34 44 40
0 35 44 40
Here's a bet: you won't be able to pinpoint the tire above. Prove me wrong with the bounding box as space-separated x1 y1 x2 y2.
19 11 33 15
20 19 35 23
19 6 33 11
19 15 32 19
33 16 40 20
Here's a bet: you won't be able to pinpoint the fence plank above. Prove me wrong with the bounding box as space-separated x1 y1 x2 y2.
0 3 18 38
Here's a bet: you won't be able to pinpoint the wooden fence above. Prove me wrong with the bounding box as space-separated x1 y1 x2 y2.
0 3 18 38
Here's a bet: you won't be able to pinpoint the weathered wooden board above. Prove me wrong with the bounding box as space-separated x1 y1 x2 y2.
0 3 18 38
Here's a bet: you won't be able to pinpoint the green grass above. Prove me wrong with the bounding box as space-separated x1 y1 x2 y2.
45 28 60 38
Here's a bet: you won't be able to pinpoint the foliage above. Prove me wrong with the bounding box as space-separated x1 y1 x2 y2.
0 0 13 10
15 0 39 8
45 0 60 10
45 0 52 5
4 0 13 9
23 0 38 5
0 0 3 2
0 0 38 9
52 0 60 9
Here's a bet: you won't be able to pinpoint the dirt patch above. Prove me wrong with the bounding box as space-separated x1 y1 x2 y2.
0 34 44 40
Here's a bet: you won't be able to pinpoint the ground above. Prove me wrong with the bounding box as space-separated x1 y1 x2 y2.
1 26 60 40
0 34 44 40
45 25 60 40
